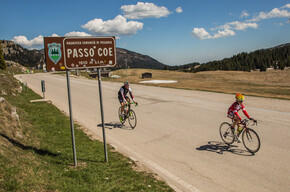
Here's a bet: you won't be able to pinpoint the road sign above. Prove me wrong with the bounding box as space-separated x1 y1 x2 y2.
44 37 65 71
44 36 116 71
63 37 116 69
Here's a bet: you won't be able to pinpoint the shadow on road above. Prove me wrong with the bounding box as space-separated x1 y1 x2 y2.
196 141 254 156
97 121 133 130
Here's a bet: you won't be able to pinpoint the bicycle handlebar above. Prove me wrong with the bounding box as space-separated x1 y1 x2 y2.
242 119 257 126
125 102 138 107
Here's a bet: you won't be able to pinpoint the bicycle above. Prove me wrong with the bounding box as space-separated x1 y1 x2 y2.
219 119 260 154
118 102 138 129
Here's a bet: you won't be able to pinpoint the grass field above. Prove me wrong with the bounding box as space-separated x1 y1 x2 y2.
105 69 290 100
0 68 173 192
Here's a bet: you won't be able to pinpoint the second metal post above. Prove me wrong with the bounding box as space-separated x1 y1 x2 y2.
97 68 108 162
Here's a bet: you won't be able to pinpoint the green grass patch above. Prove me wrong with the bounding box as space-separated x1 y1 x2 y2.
0 71 173 191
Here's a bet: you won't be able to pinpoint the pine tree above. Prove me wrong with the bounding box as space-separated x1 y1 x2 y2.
0 46 7 70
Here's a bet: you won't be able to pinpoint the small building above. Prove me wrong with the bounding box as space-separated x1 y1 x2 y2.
142 72 152 79
89 68 111 78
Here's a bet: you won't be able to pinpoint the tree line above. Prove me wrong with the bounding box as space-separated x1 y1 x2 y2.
167 43 290 72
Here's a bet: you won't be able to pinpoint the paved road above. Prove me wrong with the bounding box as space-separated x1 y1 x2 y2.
16 73 290 192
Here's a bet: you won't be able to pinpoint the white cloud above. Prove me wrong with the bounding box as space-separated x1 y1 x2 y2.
11 35 43 49
82 15 143 36
64 31 91 37
193 20 257 40
192 4 290 40
10 33 92 49
240 10 249 18
121 2 171 19
211 21 258 32
191 28 235 40
191 28 211 40
227 21 258 31
282 4 290 9
212 29 235 39
249 6 290 22
175 7 183 14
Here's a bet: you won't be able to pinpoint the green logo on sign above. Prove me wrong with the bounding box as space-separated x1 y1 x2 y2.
48 43 61 64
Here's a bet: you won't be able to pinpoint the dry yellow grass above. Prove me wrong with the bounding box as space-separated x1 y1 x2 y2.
106 69 290 100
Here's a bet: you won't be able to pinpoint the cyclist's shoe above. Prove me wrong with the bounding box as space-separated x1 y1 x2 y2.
120 116 124 122
237 127 242 135
231 127 235 133
120 114 126 122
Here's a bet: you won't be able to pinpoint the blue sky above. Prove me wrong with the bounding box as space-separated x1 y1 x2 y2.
1 0 289 65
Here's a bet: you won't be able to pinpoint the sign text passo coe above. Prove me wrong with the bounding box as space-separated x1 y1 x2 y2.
63 37 116 69
67 46 114 58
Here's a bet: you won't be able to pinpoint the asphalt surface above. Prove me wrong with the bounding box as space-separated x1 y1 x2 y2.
16 73 290 192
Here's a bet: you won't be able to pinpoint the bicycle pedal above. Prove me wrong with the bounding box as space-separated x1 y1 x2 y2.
235 137 241 143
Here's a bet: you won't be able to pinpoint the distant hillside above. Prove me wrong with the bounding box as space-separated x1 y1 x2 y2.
0 40 165 70
116 48 165 70
2 40 288 72
172 43 290 72
1 40 45 68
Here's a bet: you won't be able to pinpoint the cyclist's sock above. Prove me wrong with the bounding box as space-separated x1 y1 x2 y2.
231 126 235 133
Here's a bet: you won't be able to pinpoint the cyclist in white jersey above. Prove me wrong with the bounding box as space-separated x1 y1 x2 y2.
118 81 137 121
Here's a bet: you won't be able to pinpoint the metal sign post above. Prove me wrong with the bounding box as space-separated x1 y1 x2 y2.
97 68 108 162
44 36 116 164
66 70 77 166
125 59 128 81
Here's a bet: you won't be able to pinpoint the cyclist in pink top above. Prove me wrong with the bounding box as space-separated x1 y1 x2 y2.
228 94 255 133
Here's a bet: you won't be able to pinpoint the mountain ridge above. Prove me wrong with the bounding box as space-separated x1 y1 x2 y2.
0 40 165 70
1 40 289 72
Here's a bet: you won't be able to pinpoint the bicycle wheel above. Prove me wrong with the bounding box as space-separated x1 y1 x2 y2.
219 122 235 144
242 128 260 153
128 109 137 129
118 107 125 124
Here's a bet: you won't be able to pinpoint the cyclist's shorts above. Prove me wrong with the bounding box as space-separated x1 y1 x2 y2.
227 111 234 119
118 95 129 104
